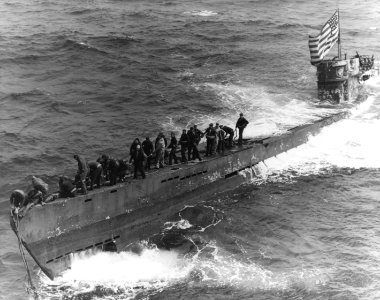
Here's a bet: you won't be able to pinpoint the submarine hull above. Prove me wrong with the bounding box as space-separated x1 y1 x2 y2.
11 110 350 280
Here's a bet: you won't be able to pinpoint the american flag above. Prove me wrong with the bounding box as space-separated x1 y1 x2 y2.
308 11 340 65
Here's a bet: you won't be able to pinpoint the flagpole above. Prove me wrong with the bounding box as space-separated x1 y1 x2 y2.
337 8 341 59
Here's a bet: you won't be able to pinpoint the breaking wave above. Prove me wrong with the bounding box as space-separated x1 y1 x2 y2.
251 93 380 183
184 10 218 17
38 242 329 299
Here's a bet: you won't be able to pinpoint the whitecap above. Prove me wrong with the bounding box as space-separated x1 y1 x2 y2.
184 10 218 17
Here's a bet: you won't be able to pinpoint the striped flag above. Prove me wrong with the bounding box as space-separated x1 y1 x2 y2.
309 11 340 65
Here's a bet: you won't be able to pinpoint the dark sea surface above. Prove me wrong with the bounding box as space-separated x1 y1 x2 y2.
1 0 380 299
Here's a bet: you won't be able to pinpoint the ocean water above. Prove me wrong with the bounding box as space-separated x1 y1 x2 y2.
1 0 380 299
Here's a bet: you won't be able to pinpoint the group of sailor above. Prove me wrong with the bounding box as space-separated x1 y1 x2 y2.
10 114 249 213
128 113 249 178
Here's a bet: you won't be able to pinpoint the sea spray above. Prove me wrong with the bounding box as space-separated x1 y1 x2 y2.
38 241 330 299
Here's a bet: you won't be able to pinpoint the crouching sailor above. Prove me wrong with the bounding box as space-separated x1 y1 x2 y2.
10 189 26 213
59 176 77 198
27 176 49 205
88 161 103 190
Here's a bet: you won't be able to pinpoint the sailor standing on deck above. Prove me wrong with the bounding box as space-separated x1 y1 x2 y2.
132 144 147 179
142 137 154 170
215 123 226 153
187 127 202 161
74 154 89 194
129 138 141 163
235 113 249 145
193 124 203 145
204 123 216 156
179 129 189 163
168 132 179 165
155 133 166 168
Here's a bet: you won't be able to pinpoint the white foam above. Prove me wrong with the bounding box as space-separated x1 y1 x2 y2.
39 242 329 298
252 94 380 181
184 10 218 17
185 82 340 138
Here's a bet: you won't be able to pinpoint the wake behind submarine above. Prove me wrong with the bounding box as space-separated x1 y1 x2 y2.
9 10 379 290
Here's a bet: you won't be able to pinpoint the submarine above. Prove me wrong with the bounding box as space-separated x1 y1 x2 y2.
9 10 380 282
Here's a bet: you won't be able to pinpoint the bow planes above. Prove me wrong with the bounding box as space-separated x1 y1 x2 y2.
9 11 380 284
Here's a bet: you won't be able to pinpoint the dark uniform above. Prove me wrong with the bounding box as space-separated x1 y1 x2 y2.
236 114 249 145
10 190 26 209
194 125 203 145
129 138 141 163
220 125 234 147
142 137 154 170
97 154 110 181
216 126 226 153
188 128 202 161
118 159 129 181
74 154 89 194
132 146 146 179
88 162 103 190
179 130 189 163
58 176 77 198
168 134 179 165
108 158 120 186
204 124 216 156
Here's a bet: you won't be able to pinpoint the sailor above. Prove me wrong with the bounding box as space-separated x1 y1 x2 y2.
155 133 166 168
168 132 179 165
10 189 26 211
235 113 249 145
142 137 154 170
58 176 77 198
220 125 234 147
74 154 89 194
97 154 110 181
117 159 129 181
215 123 226 153
188 127 202 161
23 176 49 207
108 158 121 185
129 138 141 163
193 125 203 145
88 161 103 190
155 132 168 148
204 123 216 156
132 144 147 179
179 129 189 163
